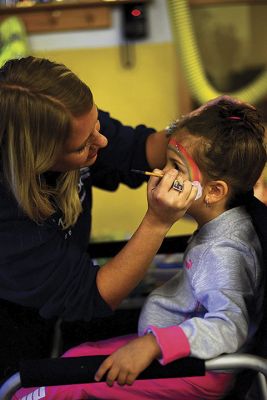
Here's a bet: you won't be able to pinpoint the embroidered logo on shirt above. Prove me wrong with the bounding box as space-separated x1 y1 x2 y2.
21 387 46 400
50 167 91 239
78 167 91 204
57 217 72 239
185 259 193 269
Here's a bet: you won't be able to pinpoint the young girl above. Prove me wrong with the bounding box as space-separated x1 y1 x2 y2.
13 98 267 400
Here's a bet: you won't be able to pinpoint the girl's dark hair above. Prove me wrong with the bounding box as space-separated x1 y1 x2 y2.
176 99 266 205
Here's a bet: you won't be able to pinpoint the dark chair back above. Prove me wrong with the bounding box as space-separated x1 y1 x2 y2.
0 299 56 383
225 196 267 399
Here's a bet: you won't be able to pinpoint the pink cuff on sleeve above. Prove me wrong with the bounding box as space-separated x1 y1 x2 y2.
145 325 190 365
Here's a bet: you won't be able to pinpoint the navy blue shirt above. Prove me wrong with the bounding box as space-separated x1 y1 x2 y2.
0 110 155 322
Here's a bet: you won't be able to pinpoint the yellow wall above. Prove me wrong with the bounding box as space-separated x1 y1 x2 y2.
35 42 197 240
33 3 267 241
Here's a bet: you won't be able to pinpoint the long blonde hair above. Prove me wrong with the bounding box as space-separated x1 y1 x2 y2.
0 56 94 228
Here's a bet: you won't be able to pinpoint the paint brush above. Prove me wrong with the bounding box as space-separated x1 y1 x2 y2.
131 168 203 200
131 169 164 178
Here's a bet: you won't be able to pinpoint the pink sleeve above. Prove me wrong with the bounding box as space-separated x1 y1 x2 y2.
145 325 190 365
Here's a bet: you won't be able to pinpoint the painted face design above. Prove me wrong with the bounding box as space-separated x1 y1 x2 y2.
168 137 203 200
168 137 202 182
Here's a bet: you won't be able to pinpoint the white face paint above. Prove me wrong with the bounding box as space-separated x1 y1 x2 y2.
192 180 203 200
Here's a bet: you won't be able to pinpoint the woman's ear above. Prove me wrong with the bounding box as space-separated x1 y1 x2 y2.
204 180 229 205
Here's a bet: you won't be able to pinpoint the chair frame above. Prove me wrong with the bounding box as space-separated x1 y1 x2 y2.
1 354 267 400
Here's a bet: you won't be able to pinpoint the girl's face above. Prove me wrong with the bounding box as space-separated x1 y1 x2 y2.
164 131 202 184
51 104 108 172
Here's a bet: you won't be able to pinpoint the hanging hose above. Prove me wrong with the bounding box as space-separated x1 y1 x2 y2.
0 17 29 68
167 0 267 104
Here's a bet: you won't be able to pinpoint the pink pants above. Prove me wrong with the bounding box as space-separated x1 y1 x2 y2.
14 335 234 400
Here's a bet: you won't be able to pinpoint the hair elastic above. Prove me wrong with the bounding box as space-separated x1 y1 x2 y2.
228 116 241 121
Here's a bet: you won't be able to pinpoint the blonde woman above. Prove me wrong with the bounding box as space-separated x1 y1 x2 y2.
0 56 198 381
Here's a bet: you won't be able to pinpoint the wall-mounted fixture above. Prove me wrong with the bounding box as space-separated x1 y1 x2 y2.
121 2 148 40
120 1 149 69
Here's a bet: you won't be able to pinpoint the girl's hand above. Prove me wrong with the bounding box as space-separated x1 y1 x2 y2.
146 168 197 228
94 334 161 386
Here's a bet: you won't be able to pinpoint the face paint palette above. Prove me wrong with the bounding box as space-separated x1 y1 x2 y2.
192 180 203 200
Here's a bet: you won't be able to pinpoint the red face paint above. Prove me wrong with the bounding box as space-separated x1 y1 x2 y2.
168 137 202 182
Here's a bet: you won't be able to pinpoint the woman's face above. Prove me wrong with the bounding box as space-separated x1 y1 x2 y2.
51 104 108 172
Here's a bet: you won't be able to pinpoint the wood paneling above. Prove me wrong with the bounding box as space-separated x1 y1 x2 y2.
0 6 111 33
189 0 267 6
0 0 151 33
